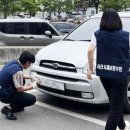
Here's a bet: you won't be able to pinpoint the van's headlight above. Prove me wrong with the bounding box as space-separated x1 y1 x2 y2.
82 64 88 74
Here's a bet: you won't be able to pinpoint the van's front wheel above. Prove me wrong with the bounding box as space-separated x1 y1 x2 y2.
123 77 130 113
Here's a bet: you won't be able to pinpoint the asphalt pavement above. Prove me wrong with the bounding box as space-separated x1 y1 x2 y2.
0 90 105 130
0 65 130 130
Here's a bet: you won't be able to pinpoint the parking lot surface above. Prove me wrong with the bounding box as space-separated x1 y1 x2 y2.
0 90 105 130
0 66 130 130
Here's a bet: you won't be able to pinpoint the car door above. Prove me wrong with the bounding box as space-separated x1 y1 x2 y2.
27 22 61 46
0 22 6 46
5 22 28 46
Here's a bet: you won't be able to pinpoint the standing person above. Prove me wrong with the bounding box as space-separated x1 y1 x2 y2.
0 51 39 120
87 9 130 130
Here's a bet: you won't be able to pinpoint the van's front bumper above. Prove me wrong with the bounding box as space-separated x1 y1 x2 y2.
30 65 109 104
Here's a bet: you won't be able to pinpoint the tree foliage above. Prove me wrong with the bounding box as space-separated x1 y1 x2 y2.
10 1 22 15
0 0 18 18
0 0 130 18
0 0 41 18
74 0 99 13
74 0 88 11
88 0 99 13
100 0 130 11
41 0 74 16
21 0 41 16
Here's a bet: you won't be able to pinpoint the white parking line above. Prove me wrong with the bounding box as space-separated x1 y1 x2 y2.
36 101 106 127
28 89 106 126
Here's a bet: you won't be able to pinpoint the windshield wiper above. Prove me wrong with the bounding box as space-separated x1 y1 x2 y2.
64 39 75 41
64 39 91 41
78 40 91 41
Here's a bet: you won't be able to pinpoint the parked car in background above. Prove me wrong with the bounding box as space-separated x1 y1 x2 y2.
73 15 88 24
0 18 64 46
51 22 77 34
51 16 66 22
65 12 82 22
30 12 130 113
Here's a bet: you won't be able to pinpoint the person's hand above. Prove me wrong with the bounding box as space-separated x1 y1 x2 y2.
87 70 93 80
32 81 40 89
31 76 41 85
31 76 39 81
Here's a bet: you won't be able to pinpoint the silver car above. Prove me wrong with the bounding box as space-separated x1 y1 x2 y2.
0 18 63 46
30 12 130 113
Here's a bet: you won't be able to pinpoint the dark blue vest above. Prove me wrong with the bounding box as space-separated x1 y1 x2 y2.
0 60 23 97
95 30 129 78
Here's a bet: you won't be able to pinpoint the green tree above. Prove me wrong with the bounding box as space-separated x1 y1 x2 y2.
0 0 18 18
88 0 100 13
100 0 130 11
0 0 42 18
63 0 74 13
41 0 74 18
52 0 65 17
74 0 88 12
40 0 55 17
10 1 22 15
21 0 41 16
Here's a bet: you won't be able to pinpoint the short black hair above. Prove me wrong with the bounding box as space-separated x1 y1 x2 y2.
19 51 35 65
100 8 122 31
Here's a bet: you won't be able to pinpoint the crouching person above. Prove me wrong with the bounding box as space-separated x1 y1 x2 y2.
0 51 39 120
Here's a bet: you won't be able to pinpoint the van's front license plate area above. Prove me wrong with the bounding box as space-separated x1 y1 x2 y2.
41 79 65 91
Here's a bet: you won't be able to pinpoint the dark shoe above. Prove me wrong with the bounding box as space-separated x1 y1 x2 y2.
1 106 17 120
12 107 24 113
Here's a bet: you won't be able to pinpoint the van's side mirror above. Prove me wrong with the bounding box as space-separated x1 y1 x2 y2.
45 31 52 38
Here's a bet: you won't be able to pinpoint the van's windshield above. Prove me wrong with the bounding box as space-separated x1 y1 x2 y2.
65 17 130 41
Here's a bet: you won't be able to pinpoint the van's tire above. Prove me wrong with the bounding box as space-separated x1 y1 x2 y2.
123 76 130 113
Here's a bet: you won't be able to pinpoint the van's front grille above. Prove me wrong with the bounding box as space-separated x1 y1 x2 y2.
40 60 77 73
37 72 79 82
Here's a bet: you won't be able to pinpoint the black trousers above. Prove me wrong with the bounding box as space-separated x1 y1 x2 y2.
100 77 127 130
0 92 36 110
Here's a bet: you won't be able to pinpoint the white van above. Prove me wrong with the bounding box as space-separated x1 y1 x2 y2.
30 12 130 113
